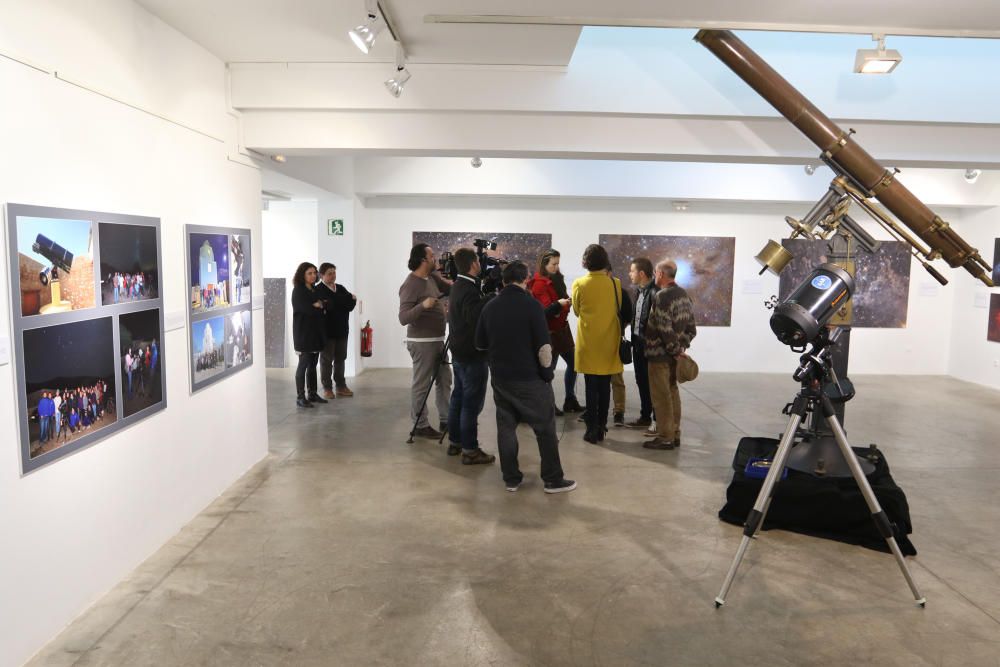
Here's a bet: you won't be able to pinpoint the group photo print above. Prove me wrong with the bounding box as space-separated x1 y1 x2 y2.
99 222 159 305
119 308 163 417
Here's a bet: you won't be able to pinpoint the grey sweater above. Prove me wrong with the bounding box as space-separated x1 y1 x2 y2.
398 272 450 339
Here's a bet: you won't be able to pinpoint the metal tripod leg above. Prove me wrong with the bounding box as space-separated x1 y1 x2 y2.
822 398 927 607
715 405 805 607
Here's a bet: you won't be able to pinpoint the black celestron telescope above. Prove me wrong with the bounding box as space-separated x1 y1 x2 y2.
693 29 994 608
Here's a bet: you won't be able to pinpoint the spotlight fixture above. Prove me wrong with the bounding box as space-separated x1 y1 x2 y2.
854 34 902 74
270 154 287 163
964 168 982 183
804 164 816 176
349 0 383 55
384 42 410 98
672 201 689 212
470 157 483 168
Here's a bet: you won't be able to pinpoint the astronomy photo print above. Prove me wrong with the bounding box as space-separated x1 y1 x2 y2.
119 308 163 418
99 222 159 306
16 214 96 317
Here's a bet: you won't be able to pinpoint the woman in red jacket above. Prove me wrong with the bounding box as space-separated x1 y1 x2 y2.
528 249 583 414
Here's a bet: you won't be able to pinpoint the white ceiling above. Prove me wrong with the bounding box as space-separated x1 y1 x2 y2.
136 0 1000 66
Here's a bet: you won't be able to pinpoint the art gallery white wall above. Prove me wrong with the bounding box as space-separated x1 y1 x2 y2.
0 2 268 665
354 197 964 378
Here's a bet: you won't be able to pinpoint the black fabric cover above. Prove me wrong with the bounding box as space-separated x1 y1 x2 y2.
718 437 917 556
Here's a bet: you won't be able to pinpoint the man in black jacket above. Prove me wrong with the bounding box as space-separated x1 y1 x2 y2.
446 249 496 465
476 261 575 494
315 263 357 399
626 257 658 431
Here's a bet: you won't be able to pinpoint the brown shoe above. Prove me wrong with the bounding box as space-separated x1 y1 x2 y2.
626 417 652 429
336 386 354 397
643 437 676 450
414 426 443 439
461 448 496 465
323 389 335 400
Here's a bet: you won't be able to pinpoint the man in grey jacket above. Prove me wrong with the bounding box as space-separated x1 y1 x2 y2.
399 243 453 439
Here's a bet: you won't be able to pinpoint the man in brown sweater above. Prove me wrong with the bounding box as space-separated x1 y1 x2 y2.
399 243 453 438
643 259 697 450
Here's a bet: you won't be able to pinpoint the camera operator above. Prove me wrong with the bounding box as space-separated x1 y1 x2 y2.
445 248 496 465
399 243 453 439
475 261 576 494
314 262 357 399
643 259 697 451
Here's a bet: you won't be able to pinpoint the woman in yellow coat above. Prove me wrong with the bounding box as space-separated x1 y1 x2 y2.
573 244 624 443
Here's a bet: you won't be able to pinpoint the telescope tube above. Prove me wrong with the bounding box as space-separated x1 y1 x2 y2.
694 29 993 287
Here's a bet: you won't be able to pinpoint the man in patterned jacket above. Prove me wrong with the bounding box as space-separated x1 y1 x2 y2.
642 259 697 450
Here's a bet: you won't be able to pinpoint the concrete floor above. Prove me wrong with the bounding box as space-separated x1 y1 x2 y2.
29 369 1000 666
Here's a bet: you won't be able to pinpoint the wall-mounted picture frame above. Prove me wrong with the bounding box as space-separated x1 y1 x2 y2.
6 203 167 475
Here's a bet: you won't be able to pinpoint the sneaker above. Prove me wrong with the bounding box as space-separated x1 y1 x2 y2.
643 426 658 437
505 481 521 492
336 387 354 398
322 389 336 400
461 448 496 465
544 479 577 494
446 443 462 456
307 394 328 404
562 397 584 413
414 426 443 439
626 417 652 429
614 412 625 427
643 438 676 450
296 398 313 408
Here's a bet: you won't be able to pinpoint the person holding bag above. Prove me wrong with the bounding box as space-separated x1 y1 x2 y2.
528 249 583 414
572 244 624 444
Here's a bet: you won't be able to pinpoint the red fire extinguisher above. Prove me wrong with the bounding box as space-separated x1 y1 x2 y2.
361 320 373 357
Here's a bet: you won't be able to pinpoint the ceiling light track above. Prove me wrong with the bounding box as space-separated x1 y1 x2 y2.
424 14 1000 39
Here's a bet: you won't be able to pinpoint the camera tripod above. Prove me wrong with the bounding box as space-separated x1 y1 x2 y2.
714 328 926 608
406 335 452 445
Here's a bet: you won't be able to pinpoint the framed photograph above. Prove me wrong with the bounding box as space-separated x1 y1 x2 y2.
21 318 117 462
412 231 553 267
15 214 95 317
229 232 251 306
989 295 1000 344
119 309 164 417
7 203 167 474
225 310 253 368
189 232 230 313
186 225 254 393
99 222 159 305
992 238 999 286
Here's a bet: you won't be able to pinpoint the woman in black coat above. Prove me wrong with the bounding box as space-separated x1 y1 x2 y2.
291 262 327 407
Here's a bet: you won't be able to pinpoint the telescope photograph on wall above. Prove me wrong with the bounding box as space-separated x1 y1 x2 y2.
98 222 159 306
15 215 95 317
600 234 736 327
22 317 117 460
188 233 230 313
229 233 251 306
779 239 912 328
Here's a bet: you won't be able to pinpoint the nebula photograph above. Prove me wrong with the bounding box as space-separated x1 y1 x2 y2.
599 234 736 327
412 231 553 268
989 295 1000 344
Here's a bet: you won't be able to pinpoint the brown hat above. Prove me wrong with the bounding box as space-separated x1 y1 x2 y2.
677 353 699 384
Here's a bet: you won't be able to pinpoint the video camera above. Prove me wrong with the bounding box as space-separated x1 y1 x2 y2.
32 234 74 285
473 238 507 294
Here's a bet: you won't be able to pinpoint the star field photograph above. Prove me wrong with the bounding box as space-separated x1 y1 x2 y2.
988 295 1000 344
22 317 117 459
412 231 554 268
779 239 911 328
599 234 736 327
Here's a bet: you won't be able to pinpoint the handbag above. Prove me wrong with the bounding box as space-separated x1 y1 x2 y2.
677 353 699 383
612 277 633 365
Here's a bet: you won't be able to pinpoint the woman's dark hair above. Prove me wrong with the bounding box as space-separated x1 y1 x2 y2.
501 261 530 286
537 249 560 277
408 243 430 271
582 244 610 272
292 262 318 287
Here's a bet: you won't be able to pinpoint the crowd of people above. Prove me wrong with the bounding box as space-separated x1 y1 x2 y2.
291 261 357 406
34 381 114 446
397 241 698 494
123 340 159 398
109 271 152 302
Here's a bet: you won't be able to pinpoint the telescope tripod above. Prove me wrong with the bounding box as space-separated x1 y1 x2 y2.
714 345 926 608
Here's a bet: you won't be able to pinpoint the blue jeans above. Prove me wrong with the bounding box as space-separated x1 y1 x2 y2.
549 349 578 401
448 359 489 451
114 287 119 303
39 414 49 442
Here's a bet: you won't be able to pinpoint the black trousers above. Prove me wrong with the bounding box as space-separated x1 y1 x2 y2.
492 378 565 486
632 338 653 421
295 351 319 398
320 335 349 390
584 374 612 430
